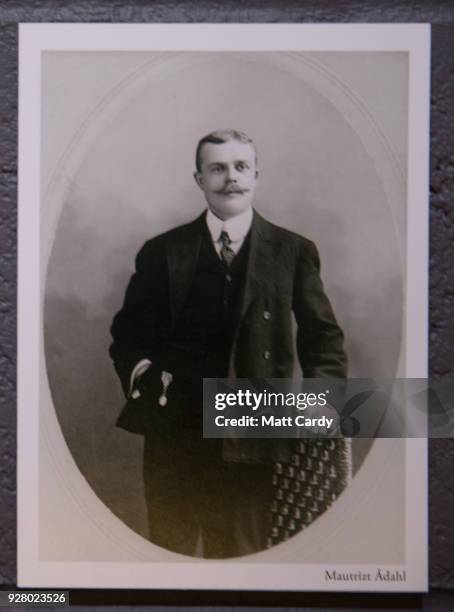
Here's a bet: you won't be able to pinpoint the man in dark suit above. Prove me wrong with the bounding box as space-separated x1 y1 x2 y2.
109 129 347 558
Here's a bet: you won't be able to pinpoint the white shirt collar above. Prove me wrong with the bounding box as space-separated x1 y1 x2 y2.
206 207 253 244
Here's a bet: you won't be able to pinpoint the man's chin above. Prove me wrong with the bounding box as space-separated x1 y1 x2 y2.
209 197 252 219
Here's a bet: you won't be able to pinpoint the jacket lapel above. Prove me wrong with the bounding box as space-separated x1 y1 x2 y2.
166 213 205 326
166 210 279 327
239 210 281 317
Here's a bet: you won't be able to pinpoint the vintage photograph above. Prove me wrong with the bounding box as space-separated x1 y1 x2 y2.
18 24 429 590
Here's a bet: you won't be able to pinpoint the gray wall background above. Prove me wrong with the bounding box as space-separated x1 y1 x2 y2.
1 3 454 610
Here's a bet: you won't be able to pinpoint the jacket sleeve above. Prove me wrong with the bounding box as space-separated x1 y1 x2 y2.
109 238 170 396
292 239 347 378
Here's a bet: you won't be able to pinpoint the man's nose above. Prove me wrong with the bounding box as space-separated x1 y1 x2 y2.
225 165 238 182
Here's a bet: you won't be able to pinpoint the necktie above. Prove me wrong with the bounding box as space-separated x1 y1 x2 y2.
219 230 236 266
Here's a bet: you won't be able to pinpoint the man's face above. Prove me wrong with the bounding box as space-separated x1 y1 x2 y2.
194 140 258 220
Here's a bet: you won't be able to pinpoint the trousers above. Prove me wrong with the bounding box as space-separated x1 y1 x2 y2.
143 431 273 558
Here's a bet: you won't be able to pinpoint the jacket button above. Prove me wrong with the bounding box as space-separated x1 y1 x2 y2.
263 350 271 360
226 274 232 282
263 310 271 320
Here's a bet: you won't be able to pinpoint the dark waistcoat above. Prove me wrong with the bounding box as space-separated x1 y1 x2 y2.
170 228 250 380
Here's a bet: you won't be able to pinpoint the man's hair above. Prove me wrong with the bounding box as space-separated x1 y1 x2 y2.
195 129 257 172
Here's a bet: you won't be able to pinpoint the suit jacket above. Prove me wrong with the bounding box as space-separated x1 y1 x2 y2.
109 210 347 463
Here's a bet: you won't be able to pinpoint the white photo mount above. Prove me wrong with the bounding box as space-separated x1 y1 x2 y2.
18 23 430 591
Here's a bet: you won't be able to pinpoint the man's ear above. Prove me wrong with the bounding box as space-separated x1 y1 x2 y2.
255 169 259 179
194 171 203 190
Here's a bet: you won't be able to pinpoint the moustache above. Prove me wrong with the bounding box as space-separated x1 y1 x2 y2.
217 187 248 195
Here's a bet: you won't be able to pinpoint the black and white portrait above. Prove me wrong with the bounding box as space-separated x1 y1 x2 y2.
18 24 429 590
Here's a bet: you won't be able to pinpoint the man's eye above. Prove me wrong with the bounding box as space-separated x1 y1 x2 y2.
236 163 248 171
210 165 224 173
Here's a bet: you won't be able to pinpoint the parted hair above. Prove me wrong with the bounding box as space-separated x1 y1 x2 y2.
195 129 257 172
